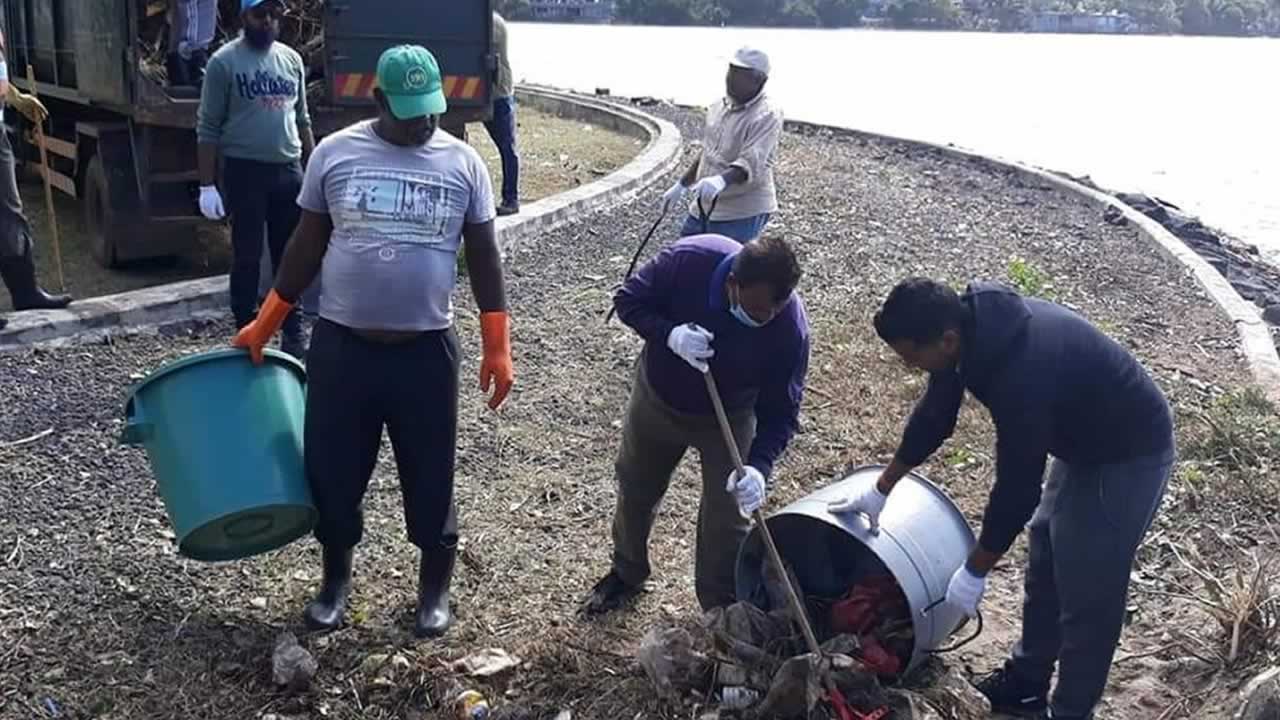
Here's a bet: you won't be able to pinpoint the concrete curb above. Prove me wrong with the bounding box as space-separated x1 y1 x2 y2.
785 119 1280 406
0 88 683 351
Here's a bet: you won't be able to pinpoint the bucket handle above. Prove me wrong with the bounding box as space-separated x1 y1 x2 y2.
921 597 984 654
121 396 153 447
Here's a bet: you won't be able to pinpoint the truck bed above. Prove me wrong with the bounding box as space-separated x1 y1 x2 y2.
4 0 495 130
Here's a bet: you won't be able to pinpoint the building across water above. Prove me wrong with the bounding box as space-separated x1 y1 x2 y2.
530 0 616 23
1028 11 1134 33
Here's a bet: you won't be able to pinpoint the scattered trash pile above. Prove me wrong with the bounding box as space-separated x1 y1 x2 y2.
137 0 326 92
636 559 991 719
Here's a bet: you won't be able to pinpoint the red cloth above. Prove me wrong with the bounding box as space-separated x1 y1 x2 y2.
857 634 902 677
830 574 909 677
830 575 906 635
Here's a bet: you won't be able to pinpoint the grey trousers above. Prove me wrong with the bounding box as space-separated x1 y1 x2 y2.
0 130 32 259
610 357 755 611
1009 444 1175 718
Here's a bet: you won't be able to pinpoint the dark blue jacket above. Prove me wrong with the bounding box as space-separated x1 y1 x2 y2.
613 234 810 480
895 282 1173 555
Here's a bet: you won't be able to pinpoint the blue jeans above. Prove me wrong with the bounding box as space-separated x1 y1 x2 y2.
484 96 520 207
679 212 771 243
1009 444 1175 718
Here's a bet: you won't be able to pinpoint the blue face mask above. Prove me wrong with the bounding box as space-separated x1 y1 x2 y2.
728 284 767 328
730 303 765 328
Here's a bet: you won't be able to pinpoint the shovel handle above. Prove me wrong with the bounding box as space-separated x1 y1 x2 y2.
702 370 822 660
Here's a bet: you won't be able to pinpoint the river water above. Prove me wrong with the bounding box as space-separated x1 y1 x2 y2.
509 24 1280 265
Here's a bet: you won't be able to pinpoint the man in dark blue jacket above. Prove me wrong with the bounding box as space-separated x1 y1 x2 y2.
829 278 1174 720
583 234 810 614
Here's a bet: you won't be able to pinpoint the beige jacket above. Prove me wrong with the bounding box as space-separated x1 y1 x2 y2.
492 13 514 99
690 92 783 221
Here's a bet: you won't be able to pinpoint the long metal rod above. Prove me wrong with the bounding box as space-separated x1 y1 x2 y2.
705 365 877 720
604 199 671 324
702 370 823 659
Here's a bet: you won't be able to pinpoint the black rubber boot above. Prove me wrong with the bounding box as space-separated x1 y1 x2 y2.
581 570 643 617
413 544 456 638
973 664 1049 717
303 547 353 631
0 249 71 311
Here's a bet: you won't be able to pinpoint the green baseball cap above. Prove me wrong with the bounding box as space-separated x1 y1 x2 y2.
376 45 447 120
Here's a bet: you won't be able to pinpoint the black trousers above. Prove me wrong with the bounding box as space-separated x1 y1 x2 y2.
223 156 302 333
305 319 461 551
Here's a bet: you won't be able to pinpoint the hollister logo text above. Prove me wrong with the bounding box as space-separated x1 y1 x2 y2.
236 70 297 110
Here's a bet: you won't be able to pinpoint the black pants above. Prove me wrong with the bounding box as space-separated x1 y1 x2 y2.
305 319 461 552
224 156 302 333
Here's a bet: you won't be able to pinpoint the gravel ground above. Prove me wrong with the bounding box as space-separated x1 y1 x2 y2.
3 106 642 309
1 99 1276 720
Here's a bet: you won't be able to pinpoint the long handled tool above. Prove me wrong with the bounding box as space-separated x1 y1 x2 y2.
604 198 672 324
24 65 65 292
702 367 866 720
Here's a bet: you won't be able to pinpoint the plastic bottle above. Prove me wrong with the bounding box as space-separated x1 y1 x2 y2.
455 689 490 720
720 686 761 710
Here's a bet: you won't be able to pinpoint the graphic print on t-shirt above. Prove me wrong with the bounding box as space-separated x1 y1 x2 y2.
235 69 298 111
338 167 454 247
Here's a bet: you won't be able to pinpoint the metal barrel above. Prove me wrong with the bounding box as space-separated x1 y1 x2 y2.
734 465 975 675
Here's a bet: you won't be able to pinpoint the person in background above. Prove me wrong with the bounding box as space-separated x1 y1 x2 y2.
485 12 520 217
0 28 71 332
829 278 1175 720
196 0 314 358
663 47 782 244
582 234 809 616
231 45 514 639
167 0 218 90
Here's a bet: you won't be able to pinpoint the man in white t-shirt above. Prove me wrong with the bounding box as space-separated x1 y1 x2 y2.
233 45 515 639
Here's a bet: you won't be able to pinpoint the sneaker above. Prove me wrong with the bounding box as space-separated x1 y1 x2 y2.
973 666 1048 716
496 203 520 217
581 570 642 617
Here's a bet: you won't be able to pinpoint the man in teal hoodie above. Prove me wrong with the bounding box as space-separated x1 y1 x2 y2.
196 0 314 358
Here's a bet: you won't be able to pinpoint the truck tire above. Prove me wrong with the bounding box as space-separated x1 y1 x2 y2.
83 155 124 269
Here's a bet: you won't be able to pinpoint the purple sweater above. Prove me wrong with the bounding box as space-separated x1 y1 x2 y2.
613 235 810 480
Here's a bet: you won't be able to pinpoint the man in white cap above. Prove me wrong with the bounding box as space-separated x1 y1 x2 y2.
663 47 783 244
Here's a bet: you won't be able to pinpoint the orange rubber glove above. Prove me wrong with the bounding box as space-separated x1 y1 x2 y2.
232 290 295 365
479 311 514 410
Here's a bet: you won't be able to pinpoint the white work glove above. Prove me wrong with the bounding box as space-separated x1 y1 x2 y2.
726 466 766 516
946 566 987 619
666 323 714 373
661 181 688 205
199 185 226 220
690 174 728 203
827 482 889 530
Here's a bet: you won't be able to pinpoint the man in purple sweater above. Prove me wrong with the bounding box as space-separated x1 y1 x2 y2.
583 234 810 614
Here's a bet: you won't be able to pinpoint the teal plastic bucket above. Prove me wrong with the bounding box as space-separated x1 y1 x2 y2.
121 348 316 562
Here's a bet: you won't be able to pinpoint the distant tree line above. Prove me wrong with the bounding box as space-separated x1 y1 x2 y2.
494 0 1280 35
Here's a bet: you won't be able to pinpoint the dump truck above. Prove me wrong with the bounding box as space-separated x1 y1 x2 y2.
0 0 495 268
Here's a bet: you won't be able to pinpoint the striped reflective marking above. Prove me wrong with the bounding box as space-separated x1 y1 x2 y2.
333 74 485 100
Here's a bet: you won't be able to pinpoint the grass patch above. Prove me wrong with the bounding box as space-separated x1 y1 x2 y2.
943 446 981 471
1007 256 1054 299
1181 387 1280 506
